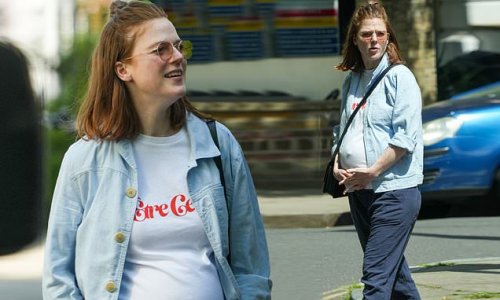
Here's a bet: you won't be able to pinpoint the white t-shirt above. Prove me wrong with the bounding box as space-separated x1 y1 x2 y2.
118 128 224 300
339 69 375 170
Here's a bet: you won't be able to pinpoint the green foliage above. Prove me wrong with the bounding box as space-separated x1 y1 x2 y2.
42 35 95 226
344 283 364 300
47 34 97 115
42 128 75 227
417 261 456 269
464 292 500 299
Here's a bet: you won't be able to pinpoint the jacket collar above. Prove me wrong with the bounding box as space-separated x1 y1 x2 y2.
185 112 221 163
116 112 221 169
370 52 390 78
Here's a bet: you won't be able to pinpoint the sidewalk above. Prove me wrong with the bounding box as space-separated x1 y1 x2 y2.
259 190 500 300
0 241 44 281
257 191 352 228
322 257 500 300
1 191 499 299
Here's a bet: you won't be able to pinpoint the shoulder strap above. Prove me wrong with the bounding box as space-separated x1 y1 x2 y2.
332 63 399 160
207 120 226 190
206 120 231 265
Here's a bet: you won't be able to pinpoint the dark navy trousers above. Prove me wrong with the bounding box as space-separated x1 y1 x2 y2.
348 187 421 300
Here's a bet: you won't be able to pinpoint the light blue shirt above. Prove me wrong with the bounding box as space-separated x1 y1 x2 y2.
335 54 424 192
43 113 272 300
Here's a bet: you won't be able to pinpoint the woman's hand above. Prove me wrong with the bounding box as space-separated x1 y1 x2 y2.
333 154 355 194
341 167 377 193
333 166 352 182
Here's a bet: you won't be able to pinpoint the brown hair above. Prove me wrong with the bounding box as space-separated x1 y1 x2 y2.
76 0 208 140
336 3 404 72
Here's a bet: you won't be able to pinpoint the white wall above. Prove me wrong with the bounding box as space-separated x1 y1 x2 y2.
437 0 500 64
187 56 348 101
0 0 75 101
466 0 500 27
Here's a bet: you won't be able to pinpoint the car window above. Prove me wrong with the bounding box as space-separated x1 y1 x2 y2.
451 81 500 100
438 51 500 100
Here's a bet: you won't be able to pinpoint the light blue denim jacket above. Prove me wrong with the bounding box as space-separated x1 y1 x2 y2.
335 54 424 192
43 113 272 300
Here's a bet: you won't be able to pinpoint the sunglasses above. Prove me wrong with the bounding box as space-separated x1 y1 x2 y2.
358 31 388 42
123 40 193 62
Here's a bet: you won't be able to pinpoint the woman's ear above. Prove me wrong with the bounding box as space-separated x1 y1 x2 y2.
115 61 132 82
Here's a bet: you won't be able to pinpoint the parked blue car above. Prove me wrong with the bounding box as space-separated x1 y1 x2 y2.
421 82 500 202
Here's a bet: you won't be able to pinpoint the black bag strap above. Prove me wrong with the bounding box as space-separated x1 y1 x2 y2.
331 63 399 161
206 119 231 264
207 120 226 190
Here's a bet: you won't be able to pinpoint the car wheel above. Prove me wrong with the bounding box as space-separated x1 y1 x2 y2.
493 169 500 200
486 169 500 209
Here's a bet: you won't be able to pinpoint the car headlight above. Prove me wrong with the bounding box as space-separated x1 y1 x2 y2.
422 116 463 146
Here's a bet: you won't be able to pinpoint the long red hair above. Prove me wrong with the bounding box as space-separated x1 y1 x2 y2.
336 3 404 72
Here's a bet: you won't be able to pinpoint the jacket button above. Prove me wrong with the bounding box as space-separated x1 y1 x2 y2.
105 281 117 293
125 187 137 198
114 232 126 243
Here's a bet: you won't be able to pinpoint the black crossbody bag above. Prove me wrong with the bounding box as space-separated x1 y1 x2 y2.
323 64 398 198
